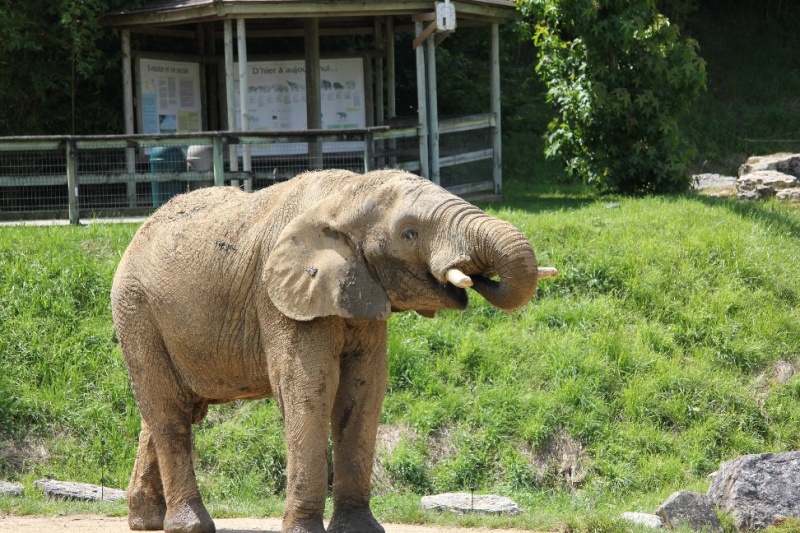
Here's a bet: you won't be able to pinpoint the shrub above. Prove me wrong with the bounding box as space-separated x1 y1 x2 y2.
519 0 706 193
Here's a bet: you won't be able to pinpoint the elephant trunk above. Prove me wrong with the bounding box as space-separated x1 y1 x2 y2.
465 216 539 311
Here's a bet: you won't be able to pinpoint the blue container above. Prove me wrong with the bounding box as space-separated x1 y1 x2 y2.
150 146 186 207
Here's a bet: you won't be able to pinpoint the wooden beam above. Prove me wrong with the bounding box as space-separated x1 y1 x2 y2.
411 12 437 22
412 21 437 49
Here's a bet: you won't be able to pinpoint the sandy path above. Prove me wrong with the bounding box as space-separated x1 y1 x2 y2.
0 514 539 532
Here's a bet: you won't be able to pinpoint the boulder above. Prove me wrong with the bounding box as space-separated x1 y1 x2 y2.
0 480 23 497
620 512 663 528
708 451 800 530
421 493 521 515
737 170 798 192
739 153 800 178
693 173 738 191
656 490 723 532
776 187 800 203
737 186 773 201
35 479 126 502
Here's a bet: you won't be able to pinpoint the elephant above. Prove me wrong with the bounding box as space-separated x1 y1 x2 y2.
111 169 546 533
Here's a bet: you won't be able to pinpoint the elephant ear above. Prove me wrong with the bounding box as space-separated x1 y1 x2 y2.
264 201 391 322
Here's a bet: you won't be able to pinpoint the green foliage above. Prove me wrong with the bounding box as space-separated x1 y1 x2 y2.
518 0 706 193
0 224 140 486
383 437 432 493
0 0 136 134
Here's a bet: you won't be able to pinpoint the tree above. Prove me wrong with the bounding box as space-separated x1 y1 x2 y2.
0 0 133 135
519 0 707 193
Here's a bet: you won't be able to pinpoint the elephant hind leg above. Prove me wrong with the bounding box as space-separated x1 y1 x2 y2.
118 314 214 533
139 381 215 533
128 421 167 531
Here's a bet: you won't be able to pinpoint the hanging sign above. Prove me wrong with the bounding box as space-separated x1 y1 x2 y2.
137 57 202 134
233 57 365 154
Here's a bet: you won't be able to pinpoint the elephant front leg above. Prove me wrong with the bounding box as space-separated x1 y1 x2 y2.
270 320 343 533
328 324 387 533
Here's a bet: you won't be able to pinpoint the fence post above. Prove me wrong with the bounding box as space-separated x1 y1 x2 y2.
213 135 225 186
66 138 79 225
364 131 375 173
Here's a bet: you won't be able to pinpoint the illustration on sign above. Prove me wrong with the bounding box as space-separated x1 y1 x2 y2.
234 57 365 154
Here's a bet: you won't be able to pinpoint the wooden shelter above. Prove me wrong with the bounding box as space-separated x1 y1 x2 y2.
100 0 518 194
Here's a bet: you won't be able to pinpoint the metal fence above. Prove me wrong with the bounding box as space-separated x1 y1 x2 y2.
0 114 497 224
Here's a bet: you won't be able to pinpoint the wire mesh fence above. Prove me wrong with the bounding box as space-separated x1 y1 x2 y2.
438 114 495 192
0 115 497 223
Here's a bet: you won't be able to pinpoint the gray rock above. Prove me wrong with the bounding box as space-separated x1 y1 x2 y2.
776 187 800 203
708 451 800 530
693 173 738 191
35 479 126 502
656 490 722 532
421 492 521 515
738 170 798 193
737 187 770 201
739 153 800 178
620 512 663 528
0 480 23 497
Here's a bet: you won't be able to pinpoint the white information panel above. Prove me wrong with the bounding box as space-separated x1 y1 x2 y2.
138 58 202 134
234 57 365 154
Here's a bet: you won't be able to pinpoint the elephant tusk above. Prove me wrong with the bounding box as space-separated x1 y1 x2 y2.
445 268 473 288
537 267 558 279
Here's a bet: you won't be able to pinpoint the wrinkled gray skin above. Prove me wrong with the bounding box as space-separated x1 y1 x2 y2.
111 169 539 533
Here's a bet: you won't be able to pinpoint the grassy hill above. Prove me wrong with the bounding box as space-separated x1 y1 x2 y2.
3 181 800 531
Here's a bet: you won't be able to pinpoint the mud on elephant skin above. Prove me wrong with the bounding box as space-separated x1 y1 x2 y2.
111 169 550 533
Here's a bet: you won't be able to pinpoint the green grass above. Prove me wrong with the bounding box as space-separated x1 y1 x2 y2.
3 189 800 532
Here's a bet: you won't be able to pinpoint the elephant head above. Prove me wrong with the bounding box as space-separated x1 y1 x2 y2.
265 169 542 321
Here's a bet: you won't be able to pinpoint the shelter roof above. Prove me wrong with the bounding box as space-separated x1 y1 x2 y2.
100 0 519 30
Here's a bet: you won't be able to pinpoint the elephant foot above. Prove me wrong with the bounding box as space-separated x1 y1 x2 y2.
282 517 326 533
128 490 166 531
163 499 215 533
327 502 384 533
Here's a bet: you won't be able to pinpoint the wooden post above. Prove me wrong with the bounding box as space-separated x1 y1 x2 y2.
66 139 79 225
121 30 137 207
224 19 239 187
414 21 430 179
237 18 252 191
386 17 397 166
386 17 396 120
206 23 220 131
374 19 384 126
364 53 374 128
196 24 207 132
426 34 440 185
490 22 502 195
305 18 323 169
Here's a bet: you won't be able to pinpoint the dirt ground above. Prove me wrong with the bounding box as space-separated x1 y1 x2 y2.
0 514 539 532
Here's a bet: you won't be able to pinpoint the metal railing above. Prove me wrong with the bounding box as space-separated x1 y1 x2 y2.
0 114 496 224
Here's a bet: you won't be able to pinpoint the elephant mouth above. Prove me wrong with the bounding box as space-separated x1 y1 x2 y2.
387 270 467 316
436 272 469 310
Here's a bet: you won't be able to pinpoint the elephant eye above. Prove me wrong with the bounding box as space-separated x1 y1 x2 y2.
402 228 418 241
